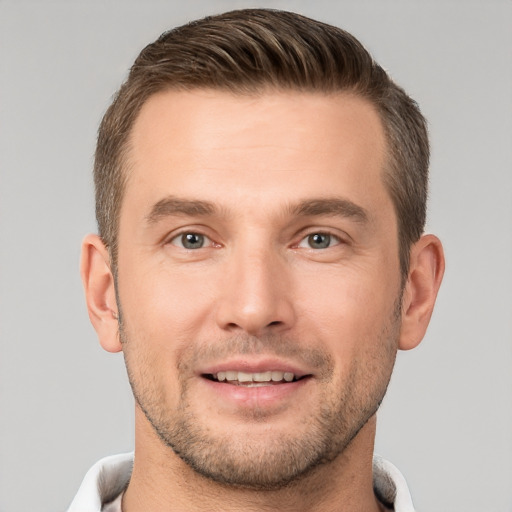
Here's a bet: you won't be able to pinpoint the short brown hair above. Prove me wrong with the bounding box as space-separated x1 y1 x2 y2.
94 8 429 278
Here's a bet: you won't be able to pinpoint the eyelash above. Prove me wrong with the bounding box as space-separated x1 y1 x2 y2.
167 230 345 251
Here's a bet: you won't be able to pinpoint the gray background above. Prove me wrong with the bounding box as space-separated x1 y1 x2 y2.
1 1 511 511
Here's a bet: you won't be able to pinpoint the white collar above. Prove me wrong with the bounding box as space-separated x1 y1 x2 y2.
67 452 415 511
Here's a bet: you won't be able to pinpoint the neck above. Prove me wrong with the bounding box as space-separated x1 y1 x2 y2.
123 410 383 512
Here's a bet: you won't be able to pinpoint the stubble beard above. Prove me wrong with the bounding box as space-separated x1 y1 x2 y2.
120 305 400 491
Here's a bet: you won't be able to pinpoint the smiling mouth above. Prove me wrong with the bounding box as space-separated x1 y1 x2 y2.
203 371 308 387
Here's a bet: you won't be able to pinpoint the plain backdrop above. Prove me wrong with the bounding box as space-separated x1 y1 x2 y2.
1 1 511 511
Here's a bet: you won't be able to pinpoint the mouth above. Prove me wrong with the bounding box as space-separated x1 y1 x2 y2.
198 361 314 410
202 370 308 387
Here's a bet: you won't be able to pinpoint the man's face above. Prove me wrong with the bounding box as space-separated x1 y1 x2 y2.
116 89 403 488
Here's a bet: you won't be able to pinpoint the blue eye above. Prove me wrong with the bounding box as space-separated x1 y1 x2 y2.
308 233 331 249
298 232 340 249
172 232 208 249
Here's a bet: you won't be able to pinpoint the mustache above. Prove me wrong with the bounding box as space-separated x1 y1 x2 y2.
177 333 335 378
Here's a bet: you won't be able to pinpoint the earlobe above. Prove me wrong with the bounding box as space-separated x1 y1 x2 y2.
80 234 122 353
399 234 445 351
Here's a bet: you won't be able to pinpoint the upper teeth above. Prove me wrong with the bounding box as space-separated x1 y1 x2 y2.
215 371 295 383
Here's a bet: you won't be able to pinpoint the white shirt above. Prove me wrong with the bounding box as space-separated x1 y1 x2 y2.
66 452 415 511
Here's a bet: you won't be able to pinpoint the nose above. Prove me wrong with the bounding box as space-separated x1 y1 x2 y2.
215 245 296 337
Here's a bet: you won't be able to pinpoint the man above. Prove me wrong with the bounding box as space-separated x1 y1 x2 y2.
69 8 444 512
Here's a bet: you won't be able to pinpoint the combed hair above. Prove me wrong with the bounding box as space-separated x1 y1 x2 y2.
95 8 429 277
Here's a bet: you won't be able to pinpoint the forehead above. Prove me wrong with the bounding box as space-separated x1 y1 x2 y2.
123 89 389 219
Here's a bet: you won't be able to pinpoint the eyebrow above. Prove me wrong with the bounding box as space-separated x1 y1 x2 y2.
146 197 217 224
145 196 368 225
290 198 369 223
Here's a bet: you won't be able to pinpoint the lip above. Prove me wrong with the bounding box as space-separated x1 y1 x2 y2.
197 357 313 409
198 357 311 379
199 374 311 408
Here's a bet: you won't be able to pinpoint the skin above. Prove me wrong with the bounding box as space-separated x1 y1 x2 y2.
81 89 444 511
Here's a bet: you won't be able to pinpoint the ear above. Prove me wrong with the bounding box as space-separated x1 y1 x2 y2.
80 234 122 353
399 234 445 351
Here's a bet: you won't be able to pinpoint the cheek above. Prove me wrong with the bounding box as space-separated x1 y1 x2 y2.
293 266 400 360
119 260 216 344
